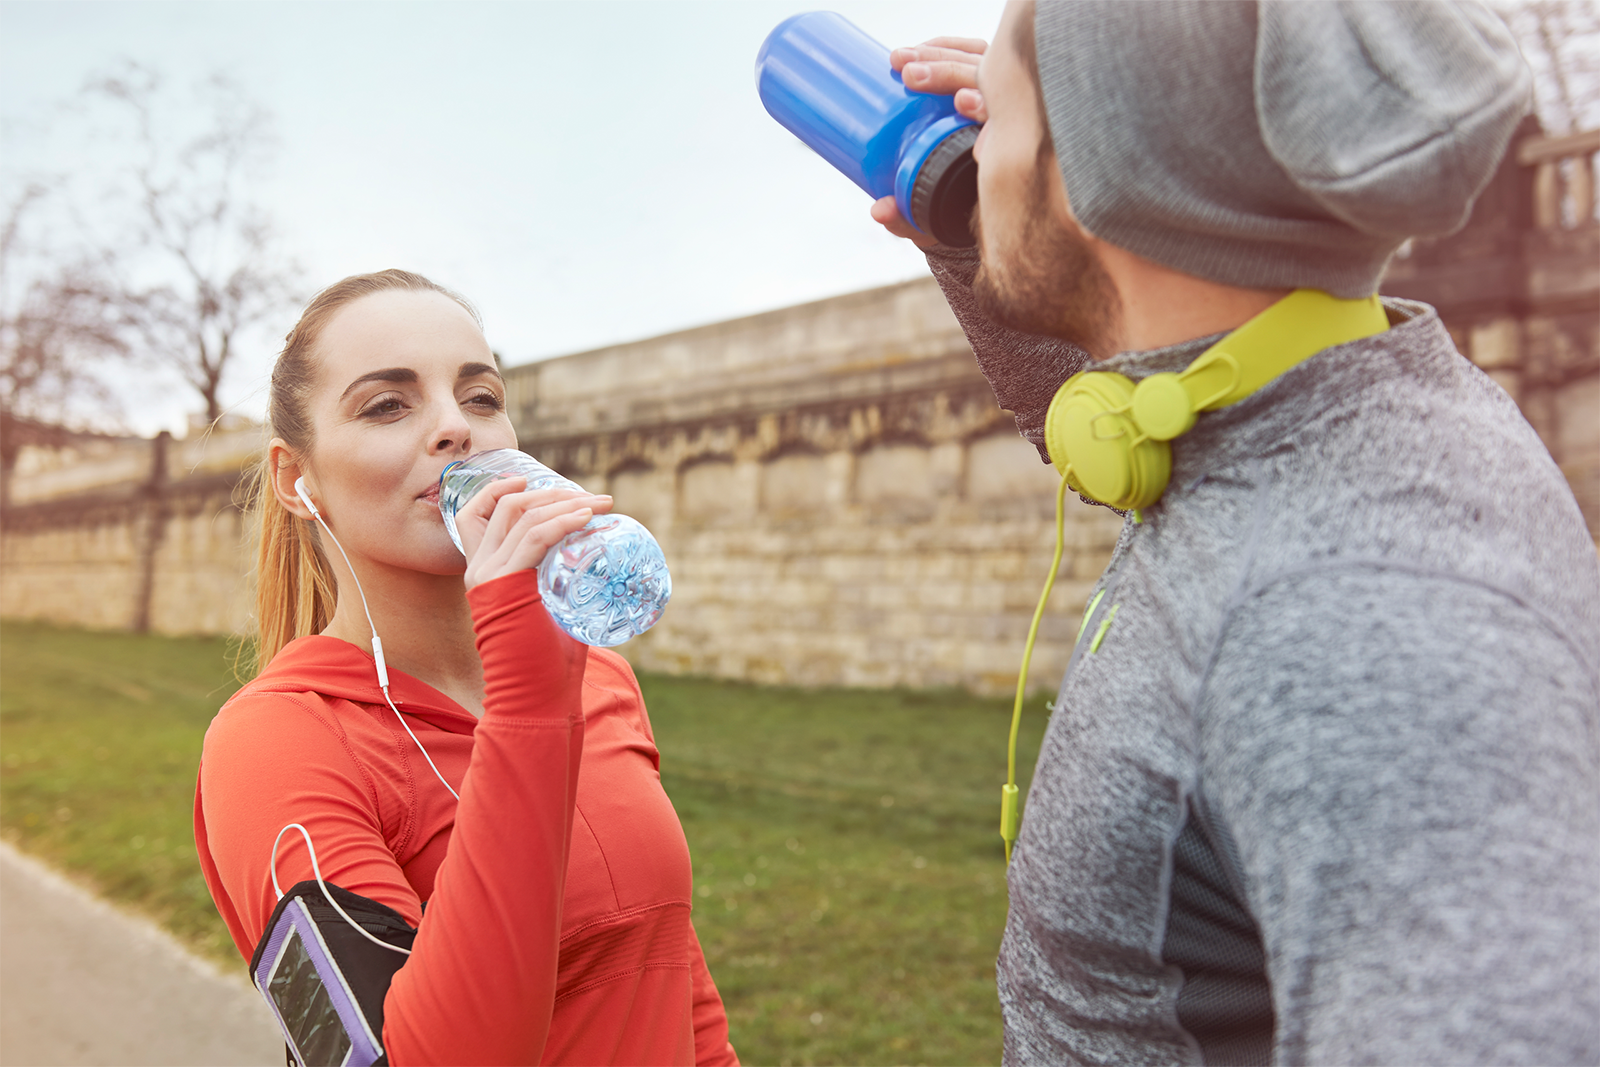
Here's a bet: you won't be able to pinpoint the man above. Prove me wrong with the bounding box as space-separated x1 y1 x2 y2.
870 3 1598 1063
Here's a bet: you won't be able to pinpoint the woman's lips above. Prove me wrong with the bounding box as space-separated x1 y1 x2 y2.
419 483 441 506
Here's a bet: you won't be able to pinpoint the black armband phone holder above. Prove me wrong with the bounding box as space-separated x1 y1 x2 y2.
250 880 417 1067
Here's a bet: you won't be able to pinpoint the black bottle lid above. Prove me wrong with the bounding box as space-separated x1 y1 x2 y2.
910 125 980 249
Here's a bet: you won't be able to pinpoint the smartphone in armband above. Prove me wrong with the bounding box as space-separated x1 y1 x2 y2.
250 880 417 1067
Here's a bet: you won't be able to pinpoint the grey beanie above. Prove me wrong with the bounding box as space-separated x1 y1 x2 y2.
1034 0 1533 298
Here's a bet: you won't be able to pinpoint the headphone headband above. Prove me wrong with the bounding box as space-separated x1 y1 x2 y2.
1043 289 1387 510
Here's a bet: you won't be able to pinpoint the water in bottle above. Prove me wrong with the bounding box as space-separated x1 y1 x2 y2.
438 449 671 647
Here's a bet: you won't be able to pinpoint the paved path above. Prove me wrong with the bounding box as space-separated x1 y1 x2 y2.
0 842 283 1066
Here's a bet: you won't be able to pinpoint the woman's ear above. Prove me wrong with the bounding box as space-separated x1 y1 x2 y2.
269 439 315 521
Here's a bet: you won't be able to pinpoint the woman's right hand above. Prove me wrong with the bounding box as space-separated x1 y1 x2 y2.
456 477 614 590
870 37 989 248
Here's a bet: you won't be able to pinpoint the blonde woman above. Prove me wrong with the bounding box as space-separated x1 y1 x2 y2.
196 269 737 1065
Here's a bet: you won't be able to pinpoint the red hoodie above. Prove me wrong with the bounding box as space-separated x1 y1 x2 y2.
195 570 738 1066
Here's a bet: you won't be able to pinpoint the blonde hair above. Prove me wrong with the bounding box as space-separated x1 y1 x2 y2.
247 269 480 675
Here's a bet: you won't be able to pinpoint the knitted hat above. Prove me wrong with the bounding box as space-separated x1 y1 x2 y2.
1033 1 1533 298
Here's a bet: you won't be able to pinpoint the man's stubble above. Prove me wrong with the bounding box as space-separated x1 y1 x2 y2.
971 151 1121 363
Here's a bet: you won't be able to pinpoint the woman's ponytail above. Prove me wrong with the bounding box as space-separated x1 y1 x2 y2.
248 452 336 674
246 268 478 678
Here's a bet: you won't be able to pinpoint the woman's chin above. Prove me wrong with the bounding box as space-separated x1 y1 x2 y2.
424 552 470 578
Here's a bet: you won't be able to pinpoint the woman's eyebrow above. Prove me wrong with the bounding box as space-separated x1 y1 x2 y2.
339 367 417 402
457 361 503 383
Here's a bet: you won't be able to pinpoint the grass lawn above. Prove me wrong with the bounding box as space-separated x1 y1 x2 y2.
0 620 1048 1066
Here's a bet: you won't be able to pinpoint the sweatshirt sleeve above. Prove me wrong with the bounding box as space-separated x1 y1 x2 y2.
381 569 588 1065
1199 568 1600 1065
688 921 739 1066
197 690 437 956
923 246 1091 458
197 570 585 1065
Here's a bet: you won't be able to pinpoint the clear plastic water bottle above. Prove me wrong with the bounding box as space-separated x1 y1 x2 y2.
438 449 671 647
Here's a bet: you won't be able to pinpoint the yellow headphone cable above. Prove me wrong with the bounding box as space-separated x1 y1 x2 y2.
1000 289 1388 863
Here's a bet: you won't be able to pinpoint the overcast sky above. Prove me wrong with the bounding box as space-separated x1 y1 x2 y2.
1 0 1005 434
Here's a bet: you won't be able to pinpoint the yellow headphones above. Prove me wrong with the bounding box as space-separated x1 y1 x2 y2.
1043 288 1390 510
1000 288 1389 861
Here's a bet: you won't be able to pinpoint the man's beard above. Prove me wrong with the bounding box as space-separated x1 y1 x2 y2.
964 154 1122 459
971 158 1120 362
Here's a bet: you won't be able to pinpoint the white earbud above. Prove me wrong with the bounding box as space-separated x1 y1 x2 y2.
293 476 321 519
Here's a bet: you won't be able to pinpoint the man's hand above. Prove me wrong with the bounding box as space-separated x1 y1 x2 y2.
894 37 987 117
870 37 989 247
456 476 614 590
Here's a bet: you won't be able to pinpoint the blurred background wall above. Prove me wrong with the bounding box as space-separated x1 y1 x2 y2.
2 121 1595 693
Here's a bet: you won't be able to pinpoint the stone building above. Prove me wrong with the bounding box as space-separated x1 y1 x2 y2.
2 126 1595 694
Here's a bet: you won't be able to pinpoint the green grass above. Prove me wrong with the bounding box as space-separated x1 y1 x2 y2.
0 620 1048 1066
0 621 248 962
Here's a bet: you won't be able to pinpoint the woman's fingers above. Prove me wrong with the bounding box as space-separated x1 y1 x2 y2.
456 476 528 560
485 492 609 560
465 502 595 590
463 491 612 589
501 506 596 576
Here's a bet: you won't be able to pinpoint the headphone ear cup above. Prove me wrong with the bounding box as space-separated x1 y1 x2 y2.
1044 372 1172 510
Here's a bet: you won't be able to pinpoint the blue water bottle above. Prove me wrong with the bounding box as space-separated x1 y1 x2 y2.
756 11 979 247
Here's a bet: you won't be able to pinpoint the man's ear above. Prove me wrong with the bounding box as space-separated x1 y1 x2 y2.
268 438 314 521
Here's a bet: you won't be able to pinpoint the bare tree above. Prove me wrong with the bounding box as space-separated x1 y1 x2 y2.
0 184 128 505
84 63 302 426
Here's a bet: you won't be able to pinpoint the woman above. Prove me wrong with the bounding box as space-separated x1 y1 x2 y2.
195 269 738 1065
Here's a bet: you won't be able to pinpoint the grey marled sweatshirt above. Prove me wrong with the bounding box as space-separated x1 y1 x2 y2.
928 249 1600 1065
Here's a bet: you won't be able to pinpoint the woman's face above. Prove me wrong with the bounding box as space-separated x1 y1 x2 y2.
286 288 518 576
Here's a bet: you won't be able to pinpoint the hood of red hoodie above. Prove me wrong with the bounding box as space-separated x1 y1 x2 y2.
236 634 480 735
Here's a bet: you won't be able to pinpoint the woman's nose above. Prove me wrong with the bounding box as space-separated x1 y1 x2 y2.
429 407 473 456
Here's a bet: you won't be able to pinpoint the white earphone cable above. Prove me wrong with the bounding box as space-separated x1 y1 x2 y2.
270 823 411 957
296 478 460 802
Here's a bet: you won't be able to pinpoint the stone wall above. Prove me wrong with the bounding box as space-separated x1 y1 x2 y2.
3 126 1595 695
0 426 258 638
503 275 1123 693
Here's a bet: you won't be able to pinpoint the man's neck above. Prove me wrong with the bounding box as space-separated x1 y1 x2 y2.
1095 239 1291 355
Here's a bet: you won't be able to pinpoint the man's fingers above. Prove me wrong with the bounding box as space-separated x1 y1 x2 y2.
916 36 988 54
954 87 987 123
899 60 981 96
870 196 940 249
890 40 987 70
891 43 985 69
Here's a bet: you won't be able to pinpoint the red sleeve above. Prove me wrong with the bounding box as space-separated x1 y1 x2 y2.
383 569 587 1065
200 570 586 1067
688 921 739 1066
197 691 432 952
